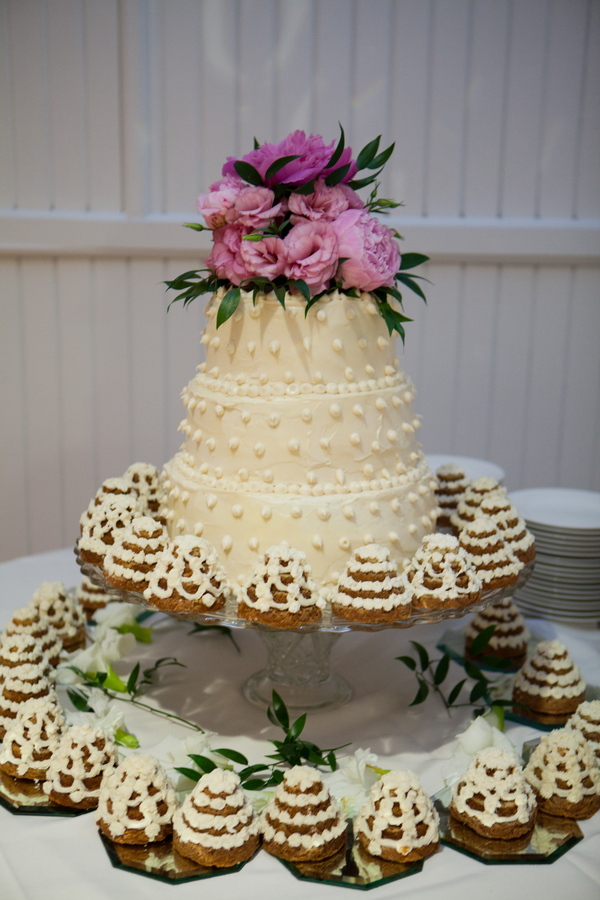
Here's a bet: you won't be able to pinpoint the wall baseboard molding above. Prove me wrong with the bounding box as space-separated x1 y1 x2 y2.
0 211 598 264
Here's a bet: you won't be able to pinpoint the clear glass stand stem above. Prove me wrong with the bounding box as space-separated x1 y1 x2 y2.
243 631 353 711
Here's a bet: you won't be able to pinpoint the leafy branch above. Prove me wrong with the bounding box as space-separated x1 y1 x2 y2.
175 690 349 792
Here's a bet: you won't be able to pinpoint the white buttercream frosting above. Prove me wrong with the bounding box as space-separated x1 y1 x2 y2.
43 724 117 804
144 534 229 608
566 701 600 759
174 768 258 851
405 534 481 605
459 517 523 587
96 753 178 840
239 544 325 614
0 632 51 676
5 605 63 663
435 465 470 513
452 747 536 828
331 543 411 612
79 494 143 560
0 696 66 778
260 765 347 850
104 516 168 587
355 769 439 857
465 597 529 650
524 728 600 804
30 582 85 643
76 575 114 611
514 640 586 699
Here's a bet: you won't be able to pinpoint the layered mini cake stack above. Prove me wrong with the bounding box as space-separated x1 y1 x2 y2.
104 516 168 592
566 701 600 762
512 640 586 722
435 464 470 527
0 696 66 781
330 543 412 622
524 729 600 819
3 604 62 667
404 534 481 609
459 518 523 591
238 545 325 627
144 534 229 613
464 598 529 666
43 725 117 809
97 754 178 844
30 582 86 652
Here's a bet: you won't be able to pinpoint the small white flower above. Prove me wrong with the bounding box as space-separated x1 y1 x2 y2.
441 717 517 787
146 732 217 794
56 630 136 684
92 601 140 640
322 748 380 818
65 687 126 737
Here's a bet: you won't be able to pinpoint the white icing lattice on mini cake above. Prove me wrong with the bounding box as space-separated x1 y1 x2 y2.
174 768 258 852
43 724 117 806
260 765 347 852
404 534 481 608
0 632 51 677
79 494 143 563
144 534 229 609
331 543 411 614
0 665 55 737
76 575 115 614
566 701 600 760
355 770 439 858
239 544 325 616
104 516 168 591
30 581 85 646
451 747 536 829
459 517 523 589
465 597 529 652
96 754 178 841
524 728 600 806
513 640 585 701
0 695 66 779
478 497 535 561
4 605 62 666
123 462 165 512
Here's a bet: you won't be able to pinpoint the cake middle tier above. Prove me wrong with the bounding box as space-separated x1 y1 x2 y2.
178 379 424 488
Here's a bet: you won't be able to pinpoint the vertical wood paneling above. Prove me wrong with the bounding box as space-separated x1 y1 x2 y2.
575 0 600 219
425 0 470 216
238 0 278 148
56 259 96 543
558 266 600 488
47 0 87 210
0 3 16 208
199 0 238 188
8 0 51 208
499 0 549 217
313 0 353 141
84 0 122 211
120 0 150 216
275 1 314 138
20 259 64 551
389 0 432 216
462 0 510 217
0 259 29 558
538 0 588 217
353 0 394 179
521 267 572 487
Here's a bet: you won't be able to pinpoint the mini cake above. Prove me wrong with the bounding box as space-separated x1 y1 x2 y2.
512 640 586 720
43 724 118 809
330 543 412 623
4 604 63 666
97 754 179 844
76 575 116 619
566 701 600 762
464 597 530 666
123 462 165 515
144 534 229 613
238 545 326 628
30 581 86 652
459 517 523 591
79 493 143 566
0 632 51 680
0 665 55 740
173 768 259 867
450 747 537 839
524 728 600 819
478 496 536 564
404 534 482 609
104 516 168 593
435 464 470 527
354 770 440 862
0 696 66 781
260 765 347 862
450 478 507 533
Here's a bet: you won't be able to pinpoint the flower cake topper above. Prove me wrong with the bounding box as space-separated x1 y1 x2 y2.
166 126 429 341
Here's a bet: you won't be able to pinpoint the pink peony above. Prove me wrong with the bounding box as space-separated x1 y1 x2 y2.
332 210 400 292
283 221 339 295
222 130 357 187
240 236 287 282
288 179 363 223
205 224 251 285
197 175 244 229
226 186 283 228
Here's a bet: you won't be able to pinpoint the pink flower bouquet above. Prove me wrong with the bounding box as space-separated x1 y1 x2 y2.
166 127 428 341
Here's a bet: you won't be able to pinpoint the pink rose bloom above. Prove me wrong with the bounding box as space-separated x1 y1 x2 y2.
288 179 363 223
283 221 339 295
226 186 283 228
205 224 251 285
332 210 400 292
197 175 243 229
240 236 287 282
223 130 357 187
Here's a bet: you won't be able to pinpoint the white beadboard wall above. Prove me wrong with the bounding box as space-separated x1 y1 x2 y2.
1 0 599 562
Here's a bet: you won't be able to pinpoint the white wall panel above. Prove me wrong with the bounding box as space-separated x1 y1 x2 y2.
576 0 600 219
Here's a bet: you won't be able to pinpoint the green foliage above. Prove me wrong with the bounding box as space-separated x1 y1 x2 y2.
114 728 139 749
187 622 240 653
115 622 153 643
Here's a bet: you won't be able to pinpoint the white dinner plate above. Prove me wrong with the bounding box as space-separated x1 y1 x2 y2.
509 488 600 530
426 455 505 484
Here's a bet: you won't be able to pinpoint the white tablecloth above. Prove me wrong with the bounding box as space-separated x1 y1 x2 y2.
1 548 599 900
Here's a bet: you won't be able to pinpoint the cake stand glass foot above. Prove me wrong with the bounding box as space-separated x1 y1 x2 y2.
243 631 352 711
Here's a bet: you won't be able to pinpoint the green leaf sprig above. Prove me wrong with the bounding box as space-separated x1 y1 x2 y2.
174 690 349 792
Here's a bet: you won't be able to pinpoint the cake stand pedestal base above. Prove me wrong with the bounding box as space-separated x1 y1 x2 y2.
243 631 353 711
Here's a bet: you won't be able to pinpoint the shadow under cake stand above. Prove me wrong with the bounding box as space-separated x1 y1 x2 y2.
76 549 534 711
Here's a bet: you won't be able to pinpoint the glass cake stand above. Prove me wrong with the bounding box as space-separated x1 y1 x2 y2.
75 547 534 711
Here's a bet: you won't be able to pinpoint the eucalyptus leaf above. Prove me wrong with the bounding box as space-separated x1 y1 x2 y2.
347 171 381 190
238 764 270 780
367 142 395 169
253 137 260 149
469 681 489 703
126 662 140 695
294 179 315 195
288 278 310 302
233 160 264 186
242 778 268 791
465 660 485 681
396 274 427 302
287 713 306 742
327 750 337 771
273 284 286 309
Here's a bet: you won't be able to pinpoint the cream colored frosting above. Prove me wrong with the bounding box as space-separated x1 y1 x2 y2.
174 768 257 851
104 516 168 585
162 290 437 584
76 575 114 609
0 696 66 778
524 728 600 804
43 724 117 804
452 747 536 827
5 606 63 662
514 640 585 699
0 632 51 674
30 582 85 642
144 534 229 608
459 517 523 586
238 544 325 614
405 534 481 604
260 765 347 850
465 597 529 650
355 769 438 857
123 462 165 510
435 464 470 511
0 664 53 728
331 543 411 611
566 701 600 758
96 753 178 840
79 493 143 559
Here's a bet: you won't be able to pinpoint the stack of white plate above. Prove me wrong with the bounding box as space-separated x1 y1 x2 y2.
509 488 600 624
